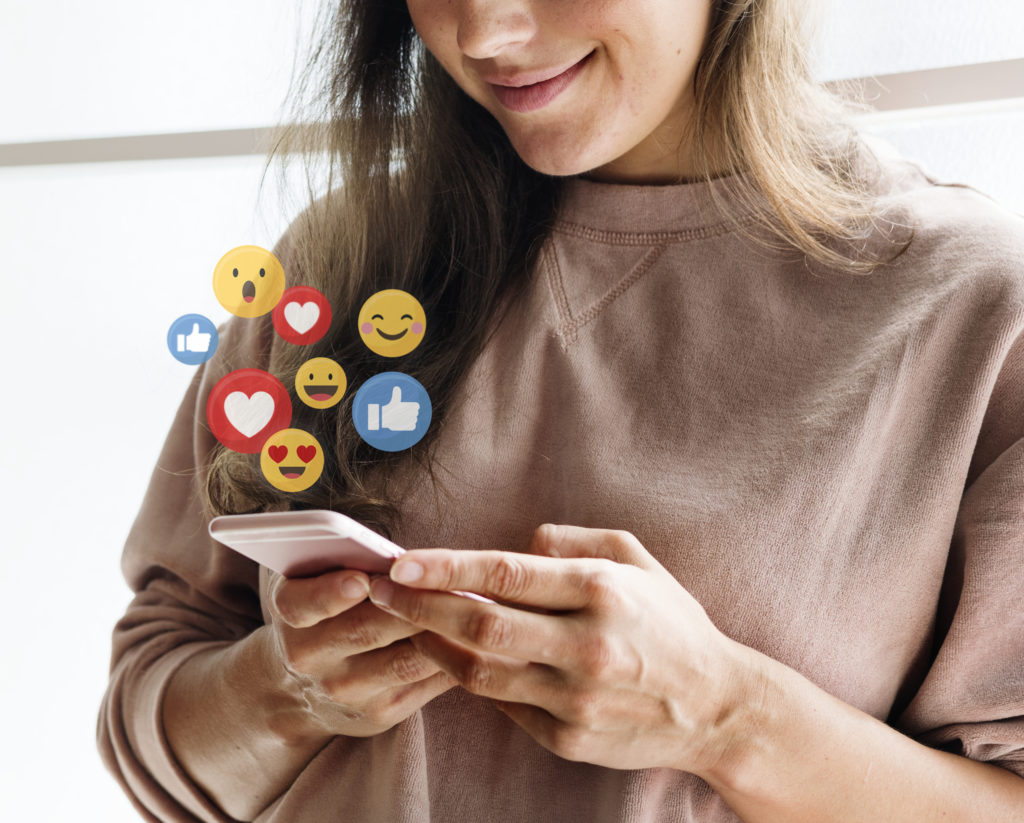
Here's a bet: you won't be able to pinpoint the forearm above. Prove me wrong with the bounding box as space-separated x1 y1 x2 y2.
702 643 1024 823
163 627 334 821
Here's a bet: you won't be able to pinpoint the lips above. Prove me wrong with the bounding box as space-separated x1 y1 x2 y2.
306 385 337 401
489 51 594 114
376 328 409 341
242 281 256 303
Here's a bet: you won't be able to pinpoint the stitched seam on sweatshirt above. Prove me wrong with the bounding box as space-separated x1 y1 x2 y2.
544 242 574 326
553 244 668 348
552 213 756 245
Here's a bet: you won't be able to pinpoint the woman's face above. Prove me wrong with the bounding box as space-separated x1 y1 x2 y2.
405 0 717 184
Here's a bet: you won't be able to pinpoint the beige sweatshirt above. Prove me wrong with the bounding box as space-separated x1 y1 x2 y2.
98 139 1024 822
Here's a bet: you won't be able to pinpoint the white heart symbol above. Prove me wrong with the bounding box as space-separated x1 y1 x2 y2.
223 391 274 437
284 301 320 334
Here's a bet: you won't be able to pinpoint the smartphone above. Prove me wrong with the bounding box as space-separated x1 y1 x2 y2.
208 509 494 603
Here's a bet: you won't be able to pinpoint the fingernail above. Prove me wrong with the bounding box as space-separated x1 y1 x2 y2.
341 576 368 599
369 578 394 608
391 560 423 584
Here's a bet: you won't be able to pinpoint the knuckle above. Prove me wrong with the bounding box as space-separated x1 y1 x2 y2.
580 561 621 608
489 555 532 600
389 646 432 683
576 633 618 679
458 655 492 694
345 609 384 651
467 610 514 650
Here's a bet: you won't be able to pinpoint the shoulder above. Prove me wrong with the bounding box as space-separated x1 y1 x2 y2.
863 134 1024 313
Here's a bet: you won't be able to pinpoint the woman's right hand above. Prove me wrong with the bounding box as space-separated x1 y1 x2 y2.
262 567 459 738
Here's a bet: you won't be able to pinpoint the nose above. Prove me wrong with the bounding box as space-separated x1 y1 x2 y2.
456 0 537 58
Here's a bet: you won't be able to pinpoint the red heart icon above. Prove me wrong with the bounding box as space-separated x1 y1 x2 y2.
297 445 316 463
268 445 288 463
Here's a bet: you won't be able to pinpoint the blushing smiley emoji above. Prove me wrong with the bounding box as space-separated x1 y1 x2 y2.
260 428 325 493
357 289 426 357
295 357 346 410
212 245 286 318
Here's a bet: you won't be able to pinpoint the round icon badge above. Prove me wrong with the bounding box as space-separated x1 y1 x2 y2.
358 289 427 357
295 357 346 409
212 245 286 318
272 285 332 345
206 368 292 453
260 428 325 492
352 372 432 452
167 313 218 365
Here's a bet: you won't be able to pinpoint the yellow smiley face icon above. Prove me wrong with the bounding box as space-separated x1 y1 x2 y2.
295 357 346 409
358 289 426 357
213 245 286 318
260 428 325 493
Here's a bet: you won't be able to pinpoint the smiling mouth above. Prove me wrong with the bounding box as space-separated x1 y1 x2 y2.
376 328 408 341
242 281 256 302
279 466 305 479
306 385 337 401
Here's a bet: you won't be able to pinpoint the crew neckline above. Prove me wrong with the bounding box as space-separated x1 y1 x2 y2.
554 170 759 235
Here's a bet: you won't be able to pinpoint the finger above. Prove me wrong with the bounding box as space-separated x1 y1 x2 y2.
272 568 370 628
493 700 581 761
328 637 450 690
370 579 577 663
313 599 426 656
525 523 661 572
410 631 568 708
388 549 611 610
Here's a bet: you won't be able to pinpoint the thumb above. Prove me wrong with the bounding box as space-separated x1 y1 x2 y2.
388 385 403 404
524 523 660 571
189 323 201 335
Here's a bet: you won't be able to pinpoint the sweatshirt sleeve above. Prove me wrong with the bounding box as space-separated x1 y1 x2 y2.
96 225 303 821
892 319 1024 779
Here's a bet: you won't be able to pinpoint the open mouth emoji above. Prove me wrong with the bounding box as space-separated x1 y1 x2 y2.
212 245 286 318
295 357 346 410
358 289 427 357
261 429 324 492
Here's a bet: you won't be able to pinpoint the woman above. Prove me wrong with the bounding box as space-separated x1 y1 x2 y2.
98 1 1024 821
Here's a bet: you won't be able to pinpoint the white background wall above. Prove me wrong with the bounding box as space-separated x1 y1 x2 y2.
0 1 1022 821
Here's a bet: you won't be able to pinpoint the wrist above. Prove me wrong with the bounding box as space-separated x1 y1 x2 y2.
691 637 779 788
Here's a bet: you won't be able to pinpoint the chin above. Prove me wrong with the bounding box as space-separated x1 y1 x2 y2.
505 131 617 178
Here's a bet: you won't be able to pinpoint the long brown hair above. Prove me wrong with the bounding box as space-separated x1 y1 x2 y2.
206 0 911 533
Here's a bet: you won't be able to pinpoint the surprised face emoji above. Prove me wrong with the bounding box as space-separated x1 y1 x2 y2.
212 245 286 318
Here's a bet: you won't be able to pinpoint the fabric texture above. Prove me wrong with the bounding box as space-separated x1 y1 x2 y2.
97 136 1024 822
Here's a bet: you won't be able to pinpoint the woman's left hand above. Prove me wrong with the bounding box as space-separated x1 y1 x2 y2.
367 523 759 777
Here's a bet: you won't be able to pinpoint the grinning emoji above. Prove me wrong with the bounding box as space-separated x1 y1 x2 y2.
357 289 426 357
213 245 286 318
260 428 324 492
295 357 346 409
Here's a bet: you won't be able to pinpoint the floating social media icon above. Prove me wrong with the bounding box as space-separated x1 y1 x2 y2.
352 372 432 452
207 368 292 453
260 428 325 492
167 313 218 364
212 245 286 318
357 289 427 357
295 357 346 410
272 285 332 345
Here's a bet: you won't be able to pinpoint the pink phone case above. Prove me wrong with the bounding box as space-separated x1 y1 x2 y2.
208 509 403 578
208 509 495 604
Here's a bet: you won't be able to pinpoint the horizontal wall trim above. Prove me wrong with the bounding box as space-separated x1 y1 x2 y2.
1 58 1022 167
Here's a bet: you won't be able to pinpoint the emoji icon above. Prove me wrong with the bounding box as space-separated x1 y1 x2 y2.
167 313 218 365
206 368 292 453
212 245 286 318
357 289 426 357
260 428 325 492
295 357 346 409
352 372 432 452
272 285 332 345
